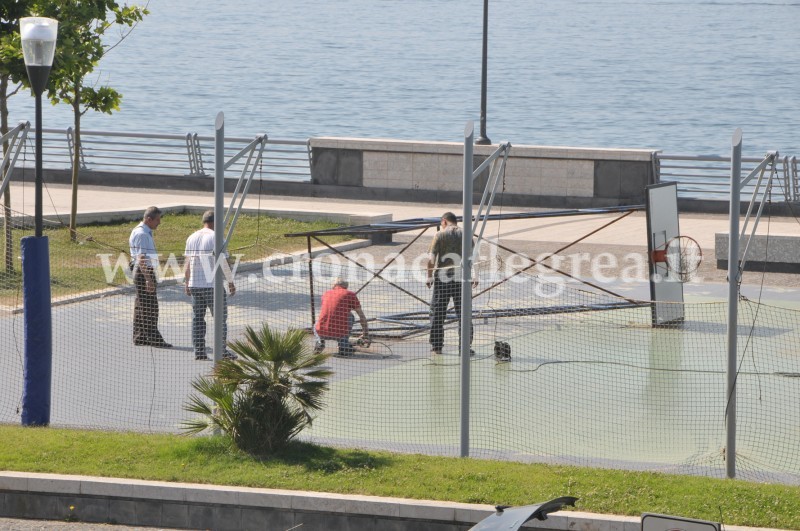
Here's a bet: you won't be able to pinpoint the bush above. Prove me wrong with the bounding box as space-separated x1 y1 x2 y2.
182 324 332 455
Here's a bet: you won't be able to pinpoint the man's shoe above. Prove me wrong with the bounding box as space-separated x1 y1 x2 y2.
195 354 210 361
337 345 355 357
430 348 443 355
312 340 325 354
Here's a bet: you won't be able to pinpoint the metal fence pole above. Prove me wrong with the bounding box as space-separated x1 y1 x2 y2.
214 112 225 364
460 122 474 458
726 127 742 479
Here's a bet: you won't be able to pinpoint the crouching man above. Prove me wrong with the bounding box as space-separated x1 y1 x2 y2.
313 277 368 357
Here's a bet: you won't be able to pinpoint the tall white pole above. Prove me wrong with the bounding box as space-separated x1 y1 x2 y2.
460 122 474 458
213 112 225 364
726 128 742 479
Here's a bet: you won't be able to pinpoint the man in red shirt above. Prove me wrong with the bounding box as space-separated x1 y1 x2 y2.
314 277 368 356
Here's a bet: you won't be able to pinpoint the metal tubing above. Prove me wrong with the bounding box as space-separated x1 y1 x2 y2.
740 152 777 187
0 122 30 198
461 122 474 458
354 226 431 296
213 112 225 364
35 95 43 237
472 144 511 258
476 0 491 145
486 238 637 303
726 128 742 479
224 136 268 248
473 210 636 298
739 159 776 272
312 236 429 306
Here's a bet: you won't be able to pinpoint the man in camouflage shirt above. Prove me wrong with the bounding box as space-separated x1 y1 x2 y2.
426 212 474 355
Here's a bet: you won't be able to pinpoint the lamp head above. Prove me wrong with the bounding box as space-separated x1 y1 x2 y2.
20 17 58 96
20 17 59 67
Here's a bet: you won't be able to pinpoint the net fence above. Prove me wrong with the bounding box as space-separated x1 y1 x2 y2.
1 217 799 484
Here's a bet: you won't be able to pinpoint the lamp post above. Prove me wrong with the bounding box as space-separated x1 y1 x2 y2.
21 17 58 237
475 0 491 145
20 16 58 427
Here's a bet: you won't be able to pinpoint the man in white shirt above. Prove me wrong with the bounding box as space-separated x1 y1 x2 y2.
129 206 171 348
184 210 236 361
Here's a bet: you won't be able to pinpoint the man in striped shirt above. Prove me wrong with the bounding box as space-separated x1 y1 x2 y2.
129 206 171 348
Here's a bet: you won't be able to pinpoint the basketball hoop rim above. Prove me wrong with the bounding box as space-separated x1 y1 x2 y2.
650 235 703 273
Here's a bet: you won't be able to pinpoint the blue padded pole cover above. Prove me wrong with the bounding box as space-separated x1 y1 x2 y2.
21 236 52 426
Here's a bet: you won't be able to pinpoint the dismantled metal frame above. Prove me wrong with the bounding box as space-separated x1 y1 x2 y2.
285 204 646 336
0 121 31 199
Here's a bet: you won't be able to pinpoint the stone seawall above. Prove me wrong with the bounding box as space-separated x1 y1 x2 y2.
310 137 657 208
31 137 658 209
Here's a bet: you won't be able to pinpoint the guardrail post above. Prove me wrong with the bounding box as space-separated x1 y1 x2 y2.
185 133 206 177
65 127 87 170
185 133 196 175
194 133 205 176
783 155 792 201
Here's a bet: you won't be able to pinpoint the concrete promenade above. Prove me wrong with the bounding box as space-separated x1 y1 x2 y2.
9 181 800 252
9 180 800 302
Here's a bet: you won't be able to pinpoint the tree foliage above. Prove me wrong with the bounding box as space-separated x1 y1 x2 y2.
34 0 148 240
183 325 333 456
0 0 35 273
0 0 148 253
38 1 147 113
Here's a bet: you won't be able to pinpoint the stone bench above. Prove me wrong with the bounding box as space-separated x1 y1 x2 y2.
715 233 800 273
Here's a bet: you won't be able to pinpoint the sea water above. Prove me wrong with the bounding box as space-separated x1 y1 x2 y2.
6 0 800 157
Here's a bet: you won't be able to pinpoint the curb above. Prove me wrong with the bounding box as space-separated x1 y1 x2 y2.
0 472 781 531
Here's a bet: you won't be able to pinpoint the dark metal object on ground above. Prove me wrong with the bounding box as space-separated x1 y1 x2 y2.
469 496 578 530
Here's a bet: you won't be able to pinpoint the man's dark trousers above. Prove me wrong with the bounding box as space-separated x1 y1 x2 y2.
133 266 164 344
430 277 473 351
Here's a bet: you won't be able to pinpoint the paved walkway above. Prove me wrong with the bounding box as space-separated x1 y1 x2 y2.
9 182 800 251
0 517 165 530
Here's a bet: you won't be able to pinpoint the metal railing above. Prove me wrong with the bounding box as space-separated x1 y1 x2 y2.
656 152 799 201
10 128 799 201
11 128 312 182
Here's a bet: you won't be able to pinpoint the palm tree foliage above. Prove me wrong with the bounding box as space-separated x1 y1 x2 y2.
182 324 332 455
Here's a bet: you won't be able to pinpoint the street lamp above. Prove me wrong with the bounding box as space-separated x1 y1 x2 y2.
475 0 491 145
20 16 58 427
20 16 58 237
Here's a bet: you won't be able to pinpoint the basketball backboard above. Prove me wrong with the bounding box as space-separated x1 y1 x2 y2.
646 182 685 325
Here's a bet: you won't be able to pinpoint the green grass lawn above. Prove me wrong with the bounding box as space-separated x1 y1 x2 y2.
1 426 798 529
0 213 349 304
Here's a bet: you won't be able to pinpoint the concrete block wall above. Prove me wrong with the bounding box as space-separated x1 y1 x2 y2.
715 232 800 272
310 137 656 207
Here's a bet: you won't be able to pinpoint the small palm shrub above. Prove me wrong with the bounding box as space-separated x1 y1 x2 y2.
182 324 332 455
